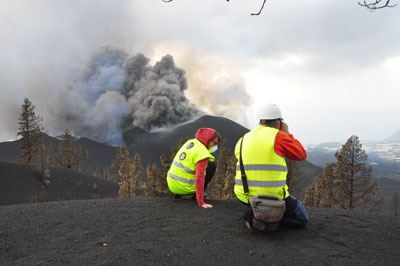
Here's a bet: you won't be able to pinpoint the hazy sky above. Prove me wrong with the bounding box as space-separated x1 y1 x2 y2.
0 0 399 145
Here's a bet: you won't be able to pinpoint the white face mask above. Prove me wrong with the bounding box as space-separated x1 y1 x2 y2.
209 145 218 153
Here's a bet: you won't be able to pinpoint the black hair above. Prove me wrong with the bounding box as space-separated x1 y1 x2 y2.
259 119 280 127
213 131 221 144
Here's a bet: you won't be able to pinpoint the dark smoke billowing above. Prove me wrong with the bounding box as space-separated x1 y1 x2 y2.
45 46 202 145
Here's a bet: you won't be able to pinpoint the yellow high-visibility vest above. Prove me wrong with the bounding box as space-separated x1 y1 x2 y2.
167 138 215 195
234 125 288 203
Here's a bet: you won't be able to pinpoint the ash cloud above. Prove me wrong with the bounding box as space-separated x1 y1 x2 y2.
45 45 202 145
124 53 199 130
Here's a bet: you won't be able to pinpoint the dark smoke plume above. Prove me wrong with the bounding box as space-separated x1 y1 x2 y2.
45 45 202 145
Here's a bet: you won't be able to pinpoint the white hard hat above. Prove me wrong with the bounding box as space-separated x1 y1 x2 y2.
257 103 283 120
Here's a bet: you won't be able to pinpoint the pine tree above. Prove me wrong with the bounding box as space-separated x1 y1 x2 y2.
111 144 131 183
144 164 169 197
208 139 236 200
38 140 51 186
221 151 237 200
143 164 159 197
112 145 143 198
303 163 335 208
316 163 335 208
51 129 88 171
117 161 133 198
304 136 384 212
393 191 398 216
303 184 317 207
286 159 298 195
130 153 144 196
103 168 111 181
17 98 43 164
93 168 101 178
118 153 143 198
332 135 384 211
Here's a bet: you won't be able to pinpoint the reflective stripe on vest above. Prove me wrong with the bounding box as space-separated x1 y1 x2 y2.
235 164 287 172
172 160 196 174
235 179 286 188
168 172 195 184
234 125 288 203
167 138 214 195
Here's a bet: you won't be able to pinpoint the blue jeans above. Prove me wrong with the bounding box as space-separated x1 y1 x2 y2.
280 195 308 228
242 195 308 228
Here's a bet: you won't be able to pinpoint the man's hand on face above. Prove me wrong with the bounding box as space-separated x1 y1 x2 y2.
280 121 290 135
201 203 213 208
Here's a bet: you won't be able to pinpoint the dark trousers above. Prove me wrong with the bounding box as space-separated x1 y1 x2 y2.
242 195 308 228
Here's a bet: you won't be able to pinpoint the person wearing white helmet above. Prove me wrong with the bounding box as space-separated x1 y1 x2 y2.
234 103 309 230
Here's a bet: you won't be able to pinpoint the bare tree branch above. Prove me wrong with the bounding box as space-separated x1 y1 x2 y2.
165 0 269 16
162 0 396 15
358 0 397 11
224 0 269 16
251 0 267 16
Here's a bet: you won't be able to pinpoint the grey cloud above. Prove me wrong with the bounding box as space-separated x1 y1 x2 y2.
125 54 201 130
42 46 201 144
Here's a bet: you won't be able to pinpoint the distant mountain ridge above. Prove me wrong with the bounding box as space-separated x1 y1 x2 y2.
0 160 118 205
1 115 251 172
0 115 322 203
1 115 398 213
121 115 250 168
305 129 400 169
305 140 400 176
385 130 400 143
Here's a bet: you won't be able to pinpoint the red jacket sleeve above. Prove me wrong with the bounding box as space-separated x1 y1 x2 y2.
195 158 209 207
275 131 307 161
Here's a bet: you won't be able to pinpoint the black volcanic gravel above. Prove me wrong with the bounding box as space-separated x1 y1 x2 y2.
0 198 399 266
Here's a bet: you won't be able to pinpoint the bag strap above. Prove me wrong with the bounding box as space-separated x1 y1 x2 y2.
239 137 249 194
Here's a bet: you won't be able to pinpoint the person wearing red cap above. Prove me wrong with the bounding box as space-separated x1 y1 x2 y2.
167 128 220 208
